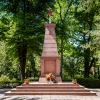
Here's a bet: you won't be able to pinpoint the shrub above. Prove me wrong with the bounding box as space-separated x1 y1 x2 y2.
77 78 100 88
62 78 72 82
24 77 38 82
0 75 23 88
0 74 10 82
0 80 23 88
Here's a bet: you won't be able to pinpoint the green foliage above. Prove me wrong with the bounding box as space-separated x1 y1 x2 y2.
0 80 23 88
63 57 77 78
0 74 10 82
73 0 100 78
24 77 38 82
0 0 55 80
77 78 100 88
0 41 21 80
62 77 72 82
26 53 40 78
0 74 23 88
62 55 84 79
0 0 100 81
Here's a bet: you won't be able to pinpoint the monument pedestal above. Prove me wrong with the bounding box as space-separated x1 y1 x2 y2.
39 56 62 83
39 23 62 83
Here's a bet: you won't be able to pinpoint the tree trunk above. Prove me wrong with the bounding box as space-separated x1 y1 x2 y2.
18 43 27 81
60 25 64 78
84 46 90 78
83 19 95 78
84 42 95 78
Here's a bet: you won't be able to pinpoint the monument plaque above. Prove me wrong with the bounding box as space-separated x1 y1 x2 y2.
44 59 56 74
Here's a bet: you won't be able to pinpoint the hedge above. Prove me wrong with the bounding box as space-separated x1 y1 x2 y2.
0 80 23 88
0 78 100 88
77 78 100 88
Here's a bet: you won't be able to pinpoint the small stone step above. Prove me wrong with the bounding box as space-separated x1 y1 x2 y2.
5 91 96 96
11 89 90 92
16 86 84 89
22 83 79 86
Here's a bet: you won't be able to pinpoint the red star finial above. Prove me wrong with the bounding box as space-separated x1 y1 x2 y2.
47 10 53 23
47 10 53 15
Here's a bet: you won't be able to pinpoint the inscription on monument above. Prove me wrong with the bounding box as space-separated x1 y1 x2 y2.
44 59 56 74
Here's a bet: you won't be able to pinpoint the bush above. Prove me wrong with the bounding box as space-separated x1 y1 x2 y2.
62 78 72 82
24 77 39 82
77 78 100 88
0 75 23 88
0 80 23 88
0 76 39 88
0 74 10 82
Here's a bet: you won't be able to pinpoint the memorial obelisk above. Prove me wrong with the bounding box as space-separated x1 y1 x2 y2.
39 10 62 83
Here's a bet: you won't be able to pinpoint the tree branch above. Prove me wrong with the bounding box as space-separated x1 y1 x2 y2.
64 0 73 21
56 0 63 22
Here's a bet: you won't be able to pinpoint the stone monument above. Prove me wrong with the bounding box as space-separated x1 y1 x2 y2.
39 10 62 83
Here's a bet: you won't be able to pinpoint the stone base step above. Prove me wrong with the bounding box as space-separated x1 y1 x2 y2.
16 86 84 89
4 83 97 96
22 83 79 86
5 91 96 96
11 89 90 92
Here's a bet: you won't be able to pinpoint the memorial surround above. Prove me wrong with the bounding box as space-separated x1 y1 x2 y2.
4 23 96 96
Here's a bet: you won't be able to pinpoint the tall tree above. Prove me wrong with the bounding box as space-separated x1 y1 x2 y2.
1 0 55 80
53 0 73 77
75 0 100 78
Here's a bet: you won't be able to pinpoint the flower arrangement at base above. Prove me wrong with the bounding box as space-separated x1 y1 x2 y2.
24 78 30 84
72 78 77 84
46 73 56 83
25 81 29 84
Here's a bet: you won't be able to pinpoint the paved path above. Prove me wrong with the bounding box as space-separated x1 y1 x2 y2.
0 88 100 100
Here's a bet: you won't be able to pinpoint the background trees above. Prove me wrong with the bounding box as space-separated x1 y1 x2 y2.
74 0 100 78
0 0 100 80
